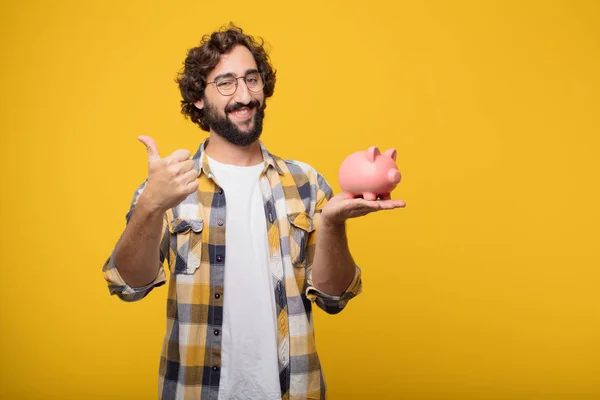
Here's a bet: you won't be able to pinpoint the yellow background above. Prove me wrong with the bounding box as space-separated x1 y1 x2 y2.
1 0 599 399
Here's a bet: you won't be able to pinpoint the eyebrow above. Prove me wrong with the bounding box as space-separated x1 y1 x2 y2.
212 69 259 81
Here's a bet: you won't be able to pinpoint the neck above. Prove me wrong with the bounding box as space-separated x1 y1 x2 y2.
204 133 263 166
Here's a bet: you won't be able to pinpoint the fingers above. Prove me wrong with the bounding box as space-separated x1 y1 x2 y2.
138 135 160 161
344 198 406 217
348 197 405 208
174 159 195 175
337 193 405 208
181 169 199 194
378 200 406 209
181 168 199 183
138 135 191 166
168 149 191 164
186 179 199 194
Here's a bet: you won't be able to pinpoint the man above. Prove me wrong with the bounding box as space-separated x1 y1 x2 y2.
103 24 405 400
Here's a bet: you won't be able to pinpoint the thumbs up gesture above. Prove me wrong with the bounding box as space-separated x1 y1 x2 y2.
136 135 199 213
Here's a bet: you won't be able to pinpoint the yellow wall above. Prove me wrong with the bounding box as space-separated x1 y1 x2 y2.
1 1 599 399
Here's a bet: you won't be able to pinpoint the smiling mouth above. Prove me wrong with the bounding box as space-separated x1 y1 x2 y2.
228 106 254 120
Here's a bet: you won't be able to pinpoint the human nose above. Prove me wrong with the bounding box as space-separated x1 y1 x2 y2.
232 77 252 104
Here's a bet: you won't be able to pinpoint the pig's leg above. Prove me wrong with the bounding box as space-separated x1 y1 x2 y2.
363 192 377 201
379 193 391 200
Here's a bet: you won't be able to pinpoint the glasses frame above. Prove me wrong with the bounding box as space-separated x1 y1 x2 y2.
206 72 265 96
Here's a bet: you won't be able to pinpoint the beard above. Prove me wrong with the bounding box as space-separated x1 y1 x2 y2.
202 99 265 147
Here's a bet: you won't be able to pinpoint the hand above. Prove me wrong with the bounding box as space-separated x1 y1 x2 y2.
136 135 199 213
321 193 406 226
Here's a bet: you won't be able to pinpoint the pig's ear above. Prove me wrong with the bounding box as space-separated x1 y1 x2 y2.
366 146 381 162
383 148 397 161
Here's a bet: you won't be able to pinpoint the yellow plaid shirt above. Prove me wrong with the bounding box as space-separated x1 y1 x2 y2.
103 139 362 400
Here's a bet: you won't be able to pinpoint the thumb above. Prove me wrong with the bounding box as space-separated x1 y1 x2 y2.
138 135 160 161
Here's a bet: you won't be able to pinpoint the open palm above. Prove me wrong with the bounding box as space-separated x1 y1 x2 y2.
321 193 406 225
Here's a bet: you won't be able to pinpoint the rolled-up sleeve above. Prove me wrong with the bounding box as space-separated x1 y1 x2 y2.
306 264 362 314
102 181 170 302
304 171 363 314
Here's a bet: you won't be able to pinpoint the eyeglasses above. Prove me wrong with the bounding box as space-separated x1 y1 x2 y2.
206 72 265 96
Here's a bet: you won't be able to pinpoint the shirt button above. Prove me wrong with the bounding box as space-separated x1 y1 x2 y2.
217 220 224 226
214 293 221 299
214 329 220 336
212 366 218 371
218 188 223 194
216 255 223 263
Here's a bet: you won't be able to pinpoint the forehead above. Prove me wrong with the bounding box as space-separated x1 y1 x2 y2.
207 45 258 81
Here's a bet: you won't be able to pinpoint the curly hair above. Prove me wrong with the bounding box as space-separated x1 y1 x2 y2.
176 23 277 131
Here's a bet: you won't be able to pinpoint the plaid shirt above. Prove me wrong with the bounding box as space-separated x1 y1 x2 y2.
103 139 362 400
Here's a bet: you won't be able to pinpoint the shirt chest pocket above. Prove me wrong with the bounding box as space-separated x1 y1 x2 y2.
287 212 315 268
170 218 204 275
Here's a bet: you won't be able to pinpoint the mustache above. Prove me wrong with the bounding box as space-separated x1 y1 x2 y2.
225 100 261 113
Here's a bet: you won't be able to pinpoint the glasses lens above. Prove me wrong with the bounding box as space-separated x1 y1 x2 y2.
215 78 236 95
245 73 264 93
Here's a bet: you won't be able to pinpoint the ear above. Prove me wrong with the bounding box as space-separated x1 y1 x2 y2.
383 148 397 161
366 146 381 162
194 99 204 110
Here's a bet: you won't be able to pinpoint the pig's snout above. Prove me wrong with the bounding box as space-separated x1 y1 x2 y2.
388 169 401 184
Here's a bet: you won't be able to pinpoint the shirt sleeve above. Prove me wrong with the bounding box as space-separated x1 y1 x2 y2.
304 171 363 314
102 181 169 302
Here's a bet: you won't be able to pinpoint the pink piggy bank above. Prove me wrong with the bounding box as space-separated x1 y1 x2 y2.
338 146 401 200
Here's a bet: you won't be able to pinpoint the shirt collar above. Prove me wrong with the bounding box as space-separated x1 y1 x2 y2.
192 138 285 178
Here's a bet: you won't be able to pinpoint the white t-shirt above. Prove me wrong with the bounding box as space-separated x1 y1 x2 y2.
207 155 281 400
